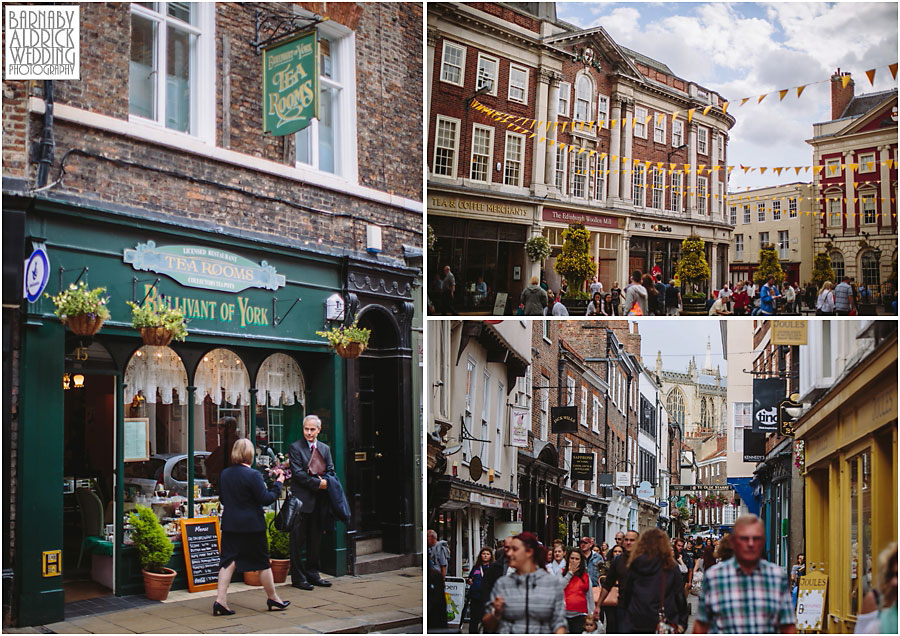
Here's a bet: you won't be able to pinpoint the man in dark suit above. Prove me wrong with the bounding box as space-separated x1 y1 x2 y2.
288 414 334 590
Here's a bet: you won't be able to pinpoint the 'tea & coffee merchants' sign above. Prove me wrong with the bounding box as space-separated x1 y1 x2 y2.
262 30 318 136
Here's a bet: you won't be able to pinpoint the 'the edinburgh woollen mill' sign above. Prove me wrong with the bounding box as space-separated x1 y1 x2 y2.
262 30 318 136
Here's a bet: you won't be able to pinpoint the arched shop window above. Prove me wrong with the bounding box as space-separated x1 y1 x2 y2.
830 251 845 282
860 250 881 289
124 345 189 455
194 348 251 455
667 388 685 428
255 353 306 457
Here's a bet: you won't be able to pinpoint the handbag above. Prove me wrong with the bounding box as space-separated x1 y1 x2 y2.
273 493 302 532
655 571 678 634
601 585 618 607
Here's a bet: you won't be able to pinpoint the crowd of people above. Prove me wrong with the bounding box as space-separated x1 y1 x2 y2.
427 515 898 634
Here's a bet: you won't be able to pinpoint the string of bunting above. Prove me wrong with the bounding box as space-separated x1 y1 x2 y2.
471 61 897 132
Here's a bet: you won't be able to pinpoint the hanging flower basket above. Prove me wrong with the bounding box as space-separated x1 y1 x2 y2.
141 326 174 347
335 341 366 359
316 319 371 359
63 313 106 337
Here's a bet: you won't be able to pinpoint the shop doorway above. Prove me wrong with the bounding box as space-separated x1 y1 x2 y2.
62 370 115 604
348 308 405 551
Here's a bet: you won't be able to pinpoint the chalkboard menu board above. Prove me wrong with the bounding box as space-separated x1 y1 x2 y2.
180 517 221 592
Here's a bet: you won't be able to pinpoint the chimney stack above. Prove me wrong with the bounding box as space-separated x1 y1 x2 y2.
831 68 855 119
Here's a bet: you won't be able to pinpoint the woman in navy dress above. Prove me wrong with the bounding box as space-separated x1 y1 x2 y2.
213 438 289 615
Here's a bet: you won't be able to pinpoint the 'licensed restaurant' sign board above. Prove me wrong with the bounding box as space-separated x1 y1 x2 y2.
262 30 318 136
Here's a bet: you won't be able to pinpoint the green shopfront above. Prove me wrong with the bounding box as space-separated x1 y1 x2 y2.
9 196 417 625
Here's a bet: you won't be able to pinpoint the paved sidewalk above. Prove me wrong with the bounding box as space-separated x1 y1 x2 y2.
7 568 422 634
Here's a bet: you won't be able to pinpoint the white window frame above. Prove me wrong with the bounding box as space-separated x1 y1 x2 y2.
481 372 491 459
735 234 744 260
651 168 664 209
470 124 494 182
862 193 877 224
729 206 737 225
440 40 466 86
632 163 646 205
476 52 499 96
828 196 842 226
558 81 571 117
858 152 876 173
718 134 725 162
574 75 592 122
597 94 609 127
825 158 842 177
789 198 798 218
672 119 684 147
670 171 682 212
129 2 216 143
778 230 789 259
591 451 598 495
503 131 525 187
594 155 607 201
566 376 575 406
592 395 600 433
294 19 360 179
698 176 708 215
573 152 587 198
697 126 708 155
653 114 666 144
508 64 529 104
772 200 782 221
433 115 460 178
757 202 766 223
463 356 477 461
554 146 566 192
760 231 769 247
581 387 587 427
634 106 648 139
494 381 504 474
540 375 550 440
743 205 751 224
733 402 751 453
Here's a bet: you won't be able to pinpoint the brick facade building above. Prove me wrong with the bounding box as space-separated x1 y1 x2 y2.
427 2 735 314
2 3 422 626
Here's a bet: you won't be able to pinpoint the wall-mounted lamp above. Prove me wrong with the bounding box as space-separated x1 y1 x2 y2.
72 374 85 389
667 144 688 163
62 373 71 390
488 468 495 484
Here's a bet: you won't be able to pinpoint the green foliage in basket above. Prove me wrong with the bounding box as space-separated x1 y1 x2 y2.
316 319 371 348
265 510 291 559
128 505 174 573
45 282 110 321
525 235 551 262
127 301 189 342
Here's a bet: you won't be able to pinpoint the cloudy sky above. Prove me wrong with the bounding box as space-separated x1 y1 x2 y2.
556 2 898 191
636 319 727 376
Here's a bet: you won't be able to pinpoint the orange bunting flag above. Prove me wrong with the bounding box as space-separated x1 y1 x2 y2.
702 105 712 116
890 63 898 79
865 69 877 85
795 167 802 175
741 165 750 173
758 93 767 104
774 167 783 176
797 85 806 98
779 89 789 101
841 74 852 89
687 108 696 123
760 167 767 174
740 98 750 107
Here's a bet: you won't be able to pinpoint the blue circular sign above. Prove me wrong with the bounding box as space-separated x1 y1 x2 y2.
24 247 50 303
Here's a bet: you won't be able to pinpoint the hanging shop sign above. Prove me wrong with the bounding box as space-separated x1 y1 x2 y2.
262 30 318 136
752 378 785 433
551 406 578 433
743 429 766 463
771 320 808 345
615 471 631 487
23 245 50 303
571 453 595 481
510 407 529 447
124 241 286 293
636 480 654 499
778 397 802 437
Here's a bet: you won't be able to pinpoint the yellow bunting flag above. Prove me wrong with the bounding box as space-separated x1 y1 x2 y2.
795 167 803 175
657 162 664 170
849 163 858 172
698 164 706 175
727 166 735 173
671 111 680 123
865 69 877 85
758 93 767 104
774 167 783 176
684 164 691 174
841 74 853 89
779 89 789 101
740 97 750 107
702 105 712 116
760 167 767 174
670 163 676 171
797 85 807 98
722 102 730 114
656 113 666 126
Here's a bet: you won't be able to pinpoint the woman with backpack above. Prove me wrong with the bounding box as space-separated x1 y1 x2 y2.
816 281 836 316
620 528 688 633
467 547 494 633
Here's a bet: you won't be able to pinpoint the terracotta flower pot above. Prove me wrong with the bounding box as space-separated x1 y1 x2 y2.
63 313 105 337
336 341 365 359
141 326 174 346
270 558 290 583
142 567 177 601
243 570 262 586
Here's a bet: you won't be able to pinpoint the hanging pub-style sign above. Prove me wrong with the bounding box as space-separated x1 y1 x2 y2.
262 30 318 136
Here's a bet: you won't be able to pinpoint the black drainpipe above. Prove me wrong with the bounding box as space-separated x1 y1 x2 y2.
36 81 55 188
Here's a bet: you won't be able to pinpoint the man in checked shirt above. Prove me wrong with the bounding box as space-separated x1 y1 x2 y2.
693 514 796 633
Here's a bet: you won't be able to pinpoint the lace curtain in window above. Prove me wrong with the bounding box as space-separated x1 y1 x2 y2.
124 346 188 404
256 353 306 407
194 348 250 406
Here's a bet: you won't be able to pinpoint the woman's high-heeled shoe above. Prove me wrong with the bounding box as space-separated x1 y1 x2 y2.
213 601 236 616
267 599 291 611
